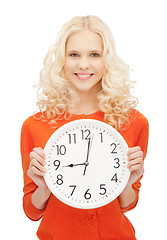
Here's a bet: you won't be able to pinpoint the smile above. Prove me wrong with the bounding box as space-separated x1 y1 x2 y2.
74 73 94 80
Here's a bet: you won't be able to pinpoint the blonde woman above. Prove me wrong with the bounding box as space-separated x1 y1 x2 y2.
21 15 149 240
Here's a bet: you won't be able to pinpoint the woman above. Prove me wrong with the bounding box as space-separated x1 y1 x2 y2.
21 15 149 239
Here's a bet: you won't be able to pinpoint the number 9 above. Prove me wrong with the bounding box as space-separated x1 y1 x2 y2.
53 160 60 170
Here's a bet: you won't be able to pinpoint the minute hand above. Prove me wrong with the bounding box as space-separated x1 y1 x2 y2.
83 134 94 175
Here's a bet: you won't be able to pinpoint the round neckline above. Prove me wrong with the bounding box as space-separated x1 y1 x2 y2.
69 109 102 117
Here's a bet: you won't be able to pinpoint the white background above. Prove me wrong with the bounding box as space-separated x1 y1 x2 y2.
0 0 166 239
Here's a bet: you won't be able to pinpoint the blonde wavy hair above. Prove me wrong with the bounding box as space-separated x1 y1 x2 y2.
36 15 137 130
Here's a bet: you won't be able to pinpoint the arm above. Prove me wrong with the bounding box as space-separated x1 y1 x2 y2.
118 146 144 209
27 147 51 210
21 120 51 221
118 114 149 212
31 185 51 210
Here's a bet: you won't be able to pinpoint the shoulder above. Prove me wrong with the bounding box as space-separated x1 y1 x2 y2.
129 109 149 129
21 112 44 131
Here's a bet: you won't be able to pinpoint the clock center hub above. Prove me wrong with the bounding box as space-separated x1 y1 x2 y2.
84 162 89 166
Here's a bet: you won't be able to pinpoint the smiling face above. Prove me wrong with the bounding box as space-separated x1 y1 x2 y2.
64 29 105 94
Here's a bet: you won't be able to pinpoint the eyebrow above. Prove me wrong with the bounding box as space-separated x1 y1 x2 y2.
66 50 103 53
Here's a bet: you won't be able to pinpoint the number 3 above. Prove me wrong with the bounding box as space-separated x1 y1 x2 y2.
114 158 120 168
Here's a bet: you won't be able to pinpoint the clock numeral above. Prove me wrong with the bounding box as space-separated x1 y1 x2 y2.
53 160 60 170
111 173 118 183
99 184 106 195
81 129 91 140
100 133 103 143
68 134 76 144
69 185 76 196
56 145 66 155
84 189 91 200
56 174 63 185
113 158 120 168
110 143 117 154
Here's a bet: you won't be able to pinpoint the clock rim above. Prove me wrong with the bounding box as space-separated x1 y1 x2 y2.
44 119 130 209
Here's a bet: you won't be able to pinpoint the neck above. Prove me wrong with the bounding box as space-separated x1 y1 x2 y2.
78 93 99 115
72 85 101 115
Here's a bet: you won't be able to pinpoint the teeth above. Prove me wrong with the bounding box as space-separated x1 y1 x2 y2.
77 74 92 78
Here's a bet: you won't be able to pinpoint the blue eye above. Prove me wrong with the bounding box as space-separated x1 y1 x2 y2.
70 53 79 57
91 53 99 57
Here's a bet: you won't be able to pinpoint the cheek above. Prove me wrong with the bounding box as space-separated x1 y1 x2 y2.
64 60 75 74
95 62 105 76
64 63 69 75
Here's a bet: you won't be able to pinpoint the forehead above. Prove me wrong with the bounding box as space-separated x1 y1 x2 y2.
65 29 103 51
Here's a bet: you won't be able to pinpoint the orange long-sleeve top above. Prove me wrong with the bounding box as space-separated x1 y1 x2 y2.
21 109 149 240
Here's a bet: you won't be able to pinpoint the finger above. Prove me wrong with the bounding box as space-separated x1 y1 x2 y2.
28 166 46 177
127 150 143 161
33 147 46 158
30 158 47 173
128 163 144 174
127 157 144 169
30 151 46 166
127 146 141 156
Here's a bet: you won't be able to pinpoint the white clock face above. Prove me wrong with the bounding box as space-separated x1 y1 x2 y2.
44 119 130 209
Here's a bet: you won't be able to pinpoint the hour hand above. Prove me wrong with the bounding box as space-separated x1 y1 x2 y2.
63 163 85 168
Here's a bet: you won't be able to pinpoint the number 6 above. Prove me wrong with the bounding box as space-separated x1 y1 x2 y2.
84 189 91 199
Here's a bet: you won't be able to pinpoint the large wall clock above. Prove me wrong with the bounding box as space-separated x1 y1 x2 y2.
44 119 130 209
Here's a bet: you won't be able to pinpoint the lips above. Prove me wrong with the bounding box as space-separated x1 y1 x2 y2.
74 73 94 80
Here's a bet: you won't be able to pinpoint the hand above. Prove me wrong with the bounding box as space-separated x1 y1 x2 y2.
27 147 49 190
126 146 144 185
83 135 94 175
63 163 86 168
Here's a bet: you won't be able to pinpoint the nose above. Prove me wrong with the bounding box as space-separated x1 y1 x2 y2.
78 56 90 70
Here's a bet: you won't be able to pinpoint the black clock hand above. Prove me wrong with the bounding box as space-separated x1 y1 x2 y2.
83 134 94 175
63 163 85 168
86 138 91 162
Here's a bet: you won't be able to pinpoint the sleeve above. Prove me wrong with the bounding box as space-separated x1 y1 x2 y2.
121 115 149 213
20 118 45 221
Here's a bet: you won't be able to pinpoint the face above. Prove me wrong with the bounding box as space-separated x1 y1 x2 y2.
64 29 105 94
